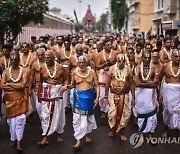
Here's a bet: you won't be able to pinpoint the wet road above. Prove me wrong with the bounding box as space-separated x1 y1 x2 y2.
0 105 180 154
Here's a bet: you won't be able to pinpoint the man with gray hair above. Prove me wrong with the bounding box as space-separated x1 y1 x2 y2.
61 55 99 150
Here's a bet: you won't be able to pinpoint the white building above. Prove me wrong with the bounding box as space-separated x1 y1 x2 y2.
152 0 180 36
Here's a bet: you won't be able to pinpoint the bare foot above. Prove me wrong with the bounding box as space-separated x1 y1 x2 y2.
86 134 92 143
17 141 23 151
100 113 106 119
9 140 16 147
57 135 63 142
108 131 114 137
134 117 138 126
139 133 144 144
162 131 168 138
72 140 81 150
119 133 127 141
37 137 49 146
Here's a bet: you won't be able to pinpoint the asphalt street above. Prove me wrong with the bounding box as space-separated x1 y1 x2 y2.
0 104 180 154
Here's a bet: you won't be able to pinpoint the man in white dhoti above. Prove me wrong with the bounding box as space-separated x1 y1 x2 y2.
58 37 72 111
1 52 29 151
69 44 95 108
134 50 159 142
29 48 45 120
62 55 99 150
96 38 117 119
37 50 68 145
161 49 180 137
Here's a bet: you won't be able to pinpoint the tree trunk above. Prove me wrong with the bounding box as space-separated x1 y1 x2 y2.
0 33 4 52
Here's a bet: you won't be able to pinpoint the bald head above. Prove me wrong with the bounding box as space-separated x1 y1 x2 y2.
75 43 82 50
10 51 20 68
75 43 83 56
142 50 151 64
46 50 55 58
78 55 89 71
45 50 56 66
10 51 20 59
37 48 45 53
117 54 125 61
116 54 126 69
37 48 45 62
78 55 88 63
172 48 180 56
171 49 180 64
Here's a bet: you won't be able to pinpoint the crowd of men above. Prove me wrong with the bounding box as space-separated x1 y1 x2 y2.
0 33 179 151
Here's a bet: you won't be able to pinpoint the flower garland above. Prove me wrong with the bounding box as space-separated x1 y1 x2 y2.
164 47 172 60
45 61 58 79
76 66 91 78
170 61 180 78
75 53 79 62
64 48 72 59
20 52 31 67
103 49 112 62
4 57 10 68
37 59 41 69
140 62 152 81
124 54 135 73
9 66 23 83
125 54 130 66
114 63 127 82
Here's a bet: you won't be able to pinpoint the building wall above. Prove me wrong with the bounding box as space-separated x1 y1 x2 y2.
139 0 155 33
126 0 155 35
18 13 75 42
153 0 180 36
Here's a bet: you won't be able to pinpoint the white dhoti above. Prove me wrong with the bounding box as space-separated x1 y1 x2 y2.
33 84 42 120
70 88 74 109
73 113 97 140
99 69 109 113
63 89 70 108
41 83 65 136
35 94 42 120
7 114 26 141
162 82 180 130
25 88 33 117
135 88 158 133
62 64 71 108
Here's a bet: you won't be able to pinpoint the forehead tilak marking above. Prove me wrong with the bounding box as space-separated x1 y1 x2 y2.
118 55 125 61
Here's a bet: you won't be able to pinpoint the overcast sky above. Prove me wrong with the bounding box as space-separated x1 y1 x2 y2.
49 0 109 20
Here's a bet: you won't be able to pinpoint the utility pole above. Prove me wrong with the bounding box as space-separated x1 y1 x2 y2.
78 0 82 22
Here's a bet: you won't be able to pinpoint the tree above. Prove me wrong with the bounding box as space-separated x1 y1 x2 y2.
95 13 108 32
75 22 84 32
111 0 125 31
0 0 49 45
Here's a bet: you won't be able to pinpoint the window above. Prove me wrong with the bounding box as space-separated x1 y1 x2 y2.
158 0 161 9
